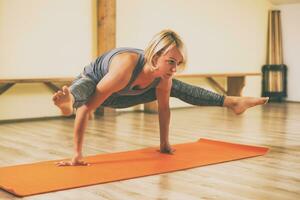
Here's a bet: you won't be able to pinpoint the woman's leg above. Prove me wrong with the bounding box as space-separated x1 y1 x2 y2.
170 79 225 106
53 75 97 115
102 89 157 108
171 79 268 114
69 76 97 108
104 78 268 115
102 78 225 108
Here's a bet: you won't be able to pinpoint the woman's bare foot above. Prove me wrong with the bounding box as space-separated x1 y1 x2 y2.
52 86 74 116
224 96 269 115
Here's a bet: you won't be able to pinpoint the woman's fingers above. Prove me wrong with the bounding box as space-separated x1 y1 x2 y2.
75 160 90 166
162 148 176 154
158 148 176 154
55 160 90 167
55 161 72 166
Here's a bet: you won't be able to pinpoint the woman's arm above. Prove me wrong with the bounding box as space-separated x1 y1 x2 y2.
156 77 174 154
57 54 136 166
75 73 129 161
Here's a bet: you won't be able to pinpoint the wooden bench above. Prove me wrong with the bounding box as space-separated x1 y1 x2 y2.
144 72 261 112
0 72 261 114
0 77 74 95
0 77 109 118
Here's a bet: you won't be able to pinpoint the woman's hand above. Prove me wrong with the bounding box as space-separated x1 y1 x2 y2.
56 154 89 166
160 144 176 154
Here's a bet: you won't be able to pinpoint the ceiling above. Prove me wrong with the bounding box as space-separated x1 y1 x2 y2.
269 0 300 4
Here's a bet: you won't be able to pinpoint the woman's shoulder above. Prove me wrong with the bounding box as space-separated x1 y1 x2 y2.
113 51 139 66
108 49 140 76
109 47 143 56
104 47 143 66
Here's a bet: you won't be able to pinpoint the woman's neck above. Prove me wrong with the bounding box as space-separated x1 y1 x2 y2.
133 63 157 86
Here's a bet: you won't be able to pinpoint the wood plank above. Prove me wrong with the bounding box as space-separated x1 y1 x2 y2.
44 82 61 92
175 72 261 78
97 0 116 54
96 0 116 116
0 72 260 84
0 103 299 199
0 77 74 84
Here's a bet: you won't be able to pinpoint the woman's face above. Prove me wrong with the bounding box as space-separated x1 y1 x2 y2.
153 46 183 79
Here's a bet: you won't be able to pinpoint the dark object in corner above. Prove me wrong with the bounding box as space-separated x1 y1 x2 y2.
262 64 287 102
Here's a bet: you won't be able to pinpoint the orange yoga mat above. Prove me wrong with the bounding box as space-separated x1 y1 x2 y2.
0 138 268 197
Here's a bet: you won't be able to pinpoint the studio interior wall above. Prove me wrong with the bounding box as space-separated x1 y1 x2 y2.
0 0 97 120
0 0 275 120
116 0 272 108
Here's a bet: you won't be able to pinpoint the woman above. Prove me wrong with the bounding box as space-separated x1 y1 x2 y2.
53 30 268 166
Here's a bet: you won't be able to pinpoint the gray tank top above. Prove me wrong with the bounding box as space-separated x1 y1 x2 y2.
82 47 161 96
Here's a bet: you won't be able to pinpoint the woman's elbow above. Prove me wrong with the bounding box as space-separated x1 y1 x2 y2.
80 104 94 115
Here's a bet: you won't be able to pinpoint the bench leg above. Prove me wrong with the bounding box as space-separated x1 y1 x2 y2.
94 107 116 116
227 76 245 96
0 83 15 95
144 101 158 113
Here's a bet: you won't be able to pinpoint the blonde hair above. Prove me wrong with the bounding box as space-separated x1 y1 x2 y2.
144 29 187 72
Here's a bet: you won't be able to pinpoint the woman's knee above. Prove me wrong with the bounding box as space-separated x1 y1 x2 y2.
70 76 97 108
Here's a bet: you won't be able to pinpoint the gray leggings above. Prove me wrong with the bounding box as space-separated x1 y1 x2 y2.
69 76 225 109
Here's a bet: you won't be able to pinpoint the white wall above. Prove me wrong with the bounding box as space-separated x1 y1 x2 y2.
0 0 97 120
275 3 300 101
0 0 274 120
0 0 97 78
117 0 271 74
117 0 272 102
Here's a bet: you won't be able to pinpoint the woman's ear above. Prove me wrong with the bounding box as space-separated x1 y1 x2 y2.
152 54 159 67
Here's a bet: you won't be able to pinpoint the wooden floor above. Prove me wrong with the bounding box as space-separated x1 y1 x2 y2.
0 102 299 200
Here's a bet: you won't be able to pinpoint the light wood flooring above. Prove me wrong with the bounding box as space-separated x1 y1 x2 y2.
0 102 299 200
